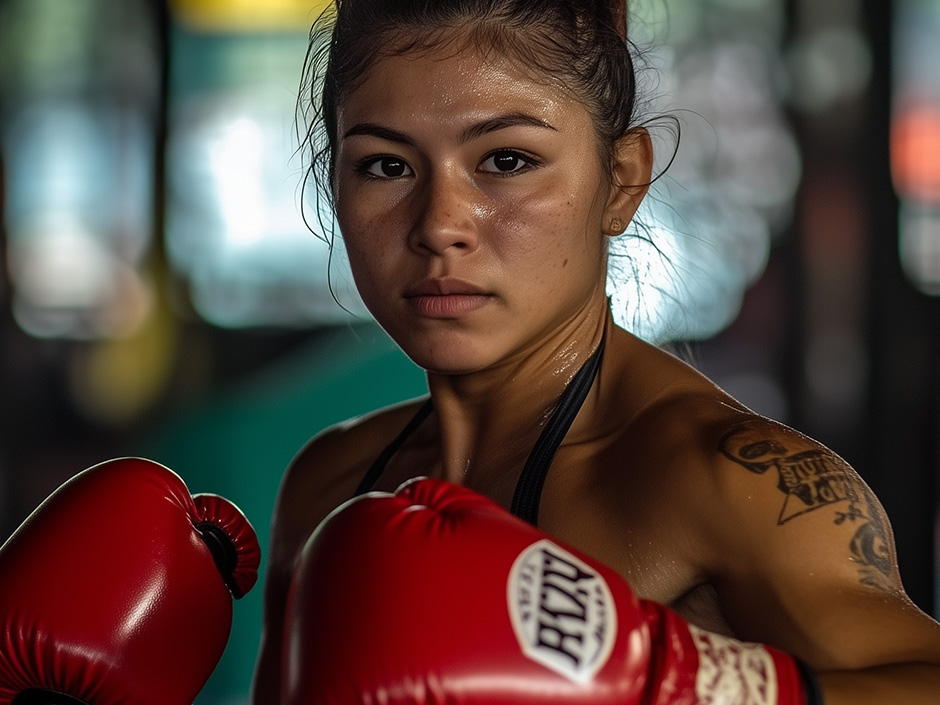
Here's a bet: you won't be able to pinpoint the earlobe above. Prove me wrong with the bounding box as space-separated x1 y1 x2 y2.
604 127 653 234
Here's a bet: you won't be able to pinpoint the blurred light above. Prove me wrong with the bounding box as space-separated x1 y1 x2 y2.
892 105 940 204
165 27 367 328
899 205 940 296
893 0 940 297
630 0 702 46
609 194 772 343
0 0 103 93
10 219 111 309
3 103 153 252
68 293 178 425
165 95 366 327
169 0 331 32
0 0 159 340
893 0 940 97
786 28 872 113
209 117 267 246
714 0 776 8
672 41 802 225
8 216 153 339
2 102 155 338
611 30 798 343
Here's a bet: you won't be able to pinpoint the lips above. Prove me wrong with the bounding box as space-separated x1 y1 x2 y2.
404 278 491 318
404 278 488 298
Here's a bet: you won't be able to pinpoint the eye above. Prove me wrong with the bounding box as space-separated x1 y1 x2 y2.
360 156 413 179
480 150 533 175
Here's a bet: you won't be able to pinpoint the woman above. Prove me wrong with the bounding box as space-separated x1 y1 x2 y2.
253 0 940 702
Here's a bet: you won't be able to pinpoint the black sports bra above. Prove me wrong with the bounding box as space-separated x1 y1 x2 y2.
353 331 606 526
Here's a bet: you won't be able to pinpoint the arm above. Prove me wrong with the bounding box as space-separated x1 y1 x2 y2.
251 535 293 705
250 454 309 705
251 400 426 704
712 421 940 704
250 428 366 705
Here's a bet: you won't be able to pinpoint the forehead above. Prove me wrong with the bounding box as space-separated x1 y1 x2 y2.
336 46 592 137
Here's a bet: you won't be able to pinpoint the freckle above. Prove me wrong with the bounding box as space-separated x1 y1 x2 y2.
562 259 568 267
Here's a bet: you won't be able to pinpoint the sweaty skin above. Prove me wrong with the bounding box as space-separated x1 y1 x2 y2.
252 45 940 705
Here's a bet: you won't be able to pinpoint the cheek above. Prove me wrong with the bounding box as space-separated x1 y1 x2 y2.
335 177 414 251
487 177 604 266
335 228 389 313
336 198 395 270
341 241 394 325
343 239 396 304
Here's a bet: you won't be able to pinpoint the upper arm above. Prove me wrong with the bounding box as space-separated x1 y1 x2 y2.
249 399 427 704
702 420 940 673
250 427 368 705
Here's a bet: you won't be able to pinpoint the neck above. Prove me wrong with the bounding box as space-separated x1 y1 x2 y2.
425 311 611 484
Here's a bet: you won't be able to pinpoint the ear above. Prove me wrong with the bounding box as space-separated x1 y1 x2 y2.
603 127 653 235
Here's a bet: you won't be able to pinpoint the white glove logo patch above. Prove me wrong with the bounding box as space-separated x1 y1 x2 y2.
507 539 617 683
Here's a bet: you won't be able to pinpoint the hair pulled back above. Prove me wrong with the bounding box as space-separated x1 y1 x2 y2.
299 0 640 219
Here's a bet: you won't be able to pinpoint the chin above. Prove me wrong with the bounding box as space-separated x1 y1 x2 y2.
405 351 485 376
395 336 495 376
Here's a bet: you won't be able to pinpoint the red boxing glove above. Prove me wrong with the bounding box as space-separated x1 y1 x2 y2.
0 457 261 705
283 478 821 705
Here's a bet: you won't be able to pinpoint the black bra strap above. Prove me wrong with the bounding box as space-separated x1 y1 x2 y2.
510 330 606 525
355 330 607 525
354 398 434 496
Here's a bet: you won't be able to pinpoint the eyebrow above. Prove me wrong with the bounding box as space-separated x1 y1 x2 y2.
341 112 557 145
342 123 416 146
458 113 558 144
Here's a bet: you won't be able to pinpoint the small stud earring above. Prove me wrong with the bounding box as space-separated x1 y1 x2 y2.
609 218 624 234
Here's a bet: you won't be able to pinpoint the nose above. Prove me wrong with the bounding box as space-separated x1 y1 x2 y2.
408 168 480 256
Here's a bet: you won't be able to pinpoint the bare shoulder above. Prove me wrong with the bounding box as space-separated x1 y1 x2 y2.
715 414 867 526
268 396 431 571
613 385 940 678
618 386 931 640
252 395 431 702
709 413 905 595
605 352 860 524
586 339 889 572
629 391 889 573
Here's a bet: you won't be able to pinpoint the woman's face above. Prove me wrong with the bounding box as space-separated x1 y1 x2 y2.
333 44 625 373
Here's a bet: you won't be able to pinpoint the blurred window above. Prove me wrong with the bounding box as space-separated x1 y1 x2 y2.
0 0 160 339
164 1 365 329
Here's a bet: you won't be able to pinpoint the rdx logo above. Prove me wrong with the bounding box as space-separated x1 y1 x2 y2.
507 539 616 683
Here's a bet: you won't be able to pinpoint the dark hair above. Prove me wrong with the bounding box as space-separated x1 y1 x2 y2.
297 0 641 228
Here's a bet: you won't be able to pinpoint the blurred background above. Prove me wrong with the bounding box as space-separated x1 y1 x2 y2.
0 0 937 702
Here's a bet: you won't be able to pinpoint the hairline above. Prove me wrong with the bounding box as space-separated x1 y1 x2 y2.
330 22 619 179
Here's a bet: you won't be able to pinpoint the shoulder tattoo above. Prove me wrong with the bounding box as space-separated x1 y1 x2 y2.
719 427 894 589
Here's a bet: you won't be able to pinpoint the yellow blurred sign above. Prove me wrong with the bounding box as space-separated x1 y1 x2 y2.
170 0 333 32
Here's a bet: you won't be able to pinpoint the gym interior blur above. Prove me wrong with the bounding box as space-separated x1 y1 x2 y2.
1 0 938 702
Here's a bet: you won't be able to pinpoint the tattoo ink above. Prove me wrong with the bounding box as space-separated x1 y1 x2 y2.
720 427 894 589
847 492 893 588
720 433 859 524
